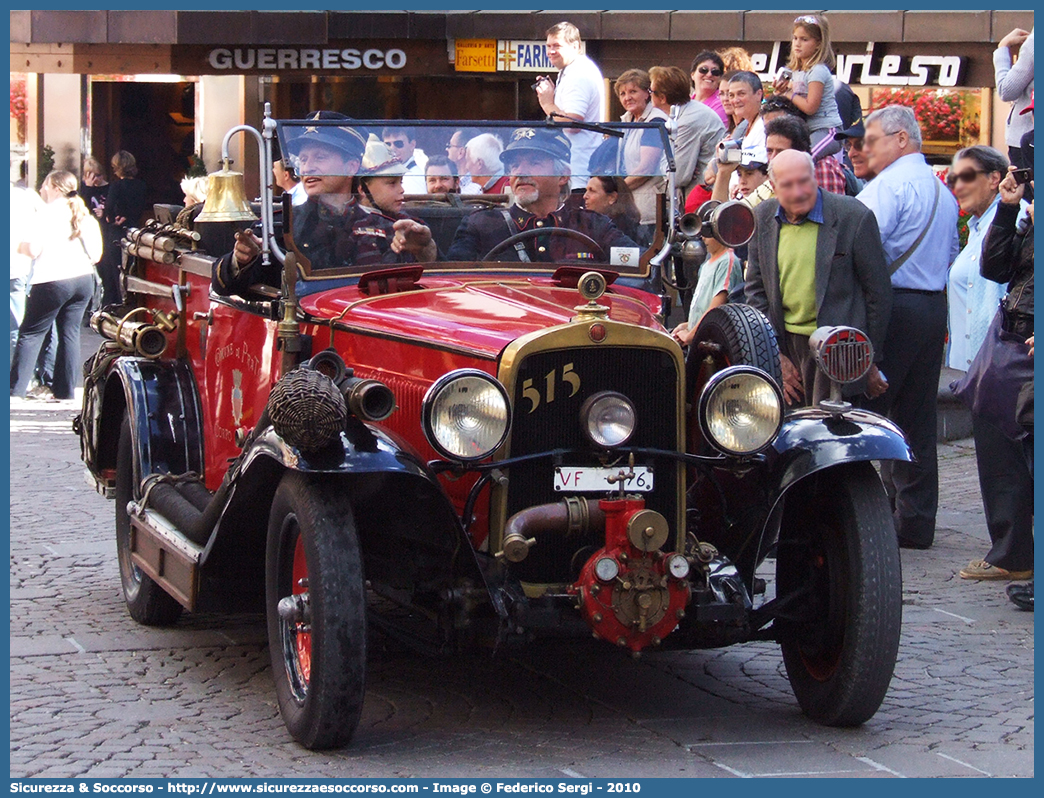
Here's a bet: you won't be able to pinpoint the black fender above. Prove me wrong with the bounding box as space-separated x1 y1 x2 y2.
752 407 912 562
203 419 493 614
87 355 204 489
767 407 913 498
696 407 911 583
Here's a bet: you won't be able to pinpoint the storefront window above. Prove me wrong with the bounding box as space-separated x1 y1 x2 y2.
869 87 983 156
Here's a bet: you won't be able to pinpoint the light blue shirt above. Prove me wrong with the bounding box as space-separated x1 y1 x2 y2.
946 195 1006 370
856 152 959 291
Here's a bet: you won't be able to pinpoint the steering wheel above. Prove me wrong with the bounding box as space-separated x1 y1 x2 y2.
482 227 607 262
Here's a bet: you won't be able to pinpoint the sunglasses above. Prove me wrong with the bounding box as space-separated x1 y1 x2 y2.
947 169 986 188
385 139 407 149
794 14 819 26
696 66 723 77
842 138 865 152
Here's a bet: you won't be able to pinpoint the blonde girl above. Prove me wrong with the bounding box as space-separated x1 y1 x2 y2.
11 170 102 400
775 13 843 159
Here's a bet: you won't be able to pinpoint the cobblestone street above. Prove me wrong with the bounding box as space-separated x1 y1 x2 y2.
9 344 1033 778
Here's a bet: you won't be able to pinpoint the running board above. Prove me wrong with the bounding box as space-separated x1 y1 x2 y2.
127 501 204 611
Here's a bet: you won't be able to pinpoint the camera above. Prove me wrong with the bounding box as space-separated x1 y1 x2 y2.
776 67 792 81
531 76 549 91
717 139 743 164
1012 167 1033 185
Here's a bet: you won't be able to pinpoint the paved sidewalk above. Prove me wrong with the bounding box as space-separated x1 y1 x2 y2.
8 337 1034 778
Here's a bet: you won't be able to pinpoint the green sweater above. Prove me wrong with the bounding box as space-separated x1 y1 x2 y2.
777 221 819 335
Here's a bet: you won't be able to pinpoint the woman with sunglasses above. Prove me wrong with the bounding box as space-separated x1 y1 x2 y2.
690 51 728 126
946 146 1010 374
950 150 1034 585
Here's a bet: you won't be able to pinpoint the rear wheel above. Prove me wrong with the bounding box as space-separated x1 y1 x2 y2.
115 416 183 626
266 471 366 750
776 462 902 726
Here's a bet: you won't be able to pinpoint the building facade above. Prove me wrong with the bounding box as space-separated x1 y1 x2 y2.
10 9 1034 203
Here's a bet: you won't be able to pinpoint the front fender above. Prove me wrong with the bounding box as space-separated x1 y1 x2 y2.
745 408 912 561
205 419 492 607
767 407 913 498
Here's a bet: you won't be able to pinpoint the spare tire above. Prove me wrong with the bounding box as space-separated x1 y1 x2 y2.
685 304 782 459
689 303 782 388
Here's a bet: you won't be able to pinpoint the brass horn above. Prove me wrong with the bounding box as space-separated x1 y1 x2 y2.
195 159 258 223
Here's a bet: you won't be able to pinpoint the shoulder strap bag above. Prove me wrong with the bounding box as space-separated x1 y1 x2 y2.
888 176 941 275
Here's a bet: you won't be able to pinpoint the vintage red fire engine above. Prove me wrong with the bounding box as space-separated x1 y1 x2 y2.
76 111 911 749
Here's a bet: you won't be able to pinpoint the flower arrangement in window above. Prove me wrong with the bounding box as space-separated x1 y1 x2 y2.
871 87 980 145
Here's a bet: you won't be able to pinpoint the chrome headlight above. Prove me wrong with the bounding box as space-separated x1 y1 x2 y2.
580 391 636 448
422 370 511 461
698 366 783 456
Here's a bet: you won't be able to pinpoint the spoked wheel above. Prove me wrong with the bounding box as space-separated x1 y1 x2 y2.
775 462 902 726
115 415 183 626
266 471 366 750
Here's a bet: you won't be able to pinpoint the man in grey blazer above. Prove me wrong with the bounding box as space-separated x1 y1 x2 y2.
744 150 892 406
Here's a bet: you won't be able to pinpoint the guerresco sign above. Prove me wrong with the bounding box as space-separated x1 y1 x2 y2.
207 47 407 72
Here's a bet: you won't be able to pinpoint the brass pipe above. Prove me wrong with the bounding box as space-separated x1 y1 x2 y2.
90 310 169 359
498 498 606 563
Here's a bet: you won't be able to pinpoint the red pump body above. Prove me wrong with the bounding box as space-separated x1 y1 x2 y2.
572 497 690 653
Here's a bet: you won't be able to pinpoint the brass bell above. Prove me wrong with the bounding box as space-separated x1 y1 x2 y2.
196 159 258 223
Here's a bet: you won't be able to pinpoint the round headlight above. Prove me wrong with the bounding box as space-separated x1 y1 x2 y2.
698 366 783 456
422 370 511 461
580 391 637 448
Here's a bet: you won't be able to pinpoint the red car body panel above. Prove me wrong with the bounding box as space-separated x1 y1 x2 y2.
301 277 663 361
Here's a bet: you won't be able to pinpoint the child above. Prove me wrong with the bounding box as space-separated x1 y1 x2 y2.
671 236 741 347
774 14 843 160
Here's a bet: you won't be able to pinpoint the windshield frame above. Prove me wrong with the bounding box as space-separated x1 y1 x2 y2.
274 118 676 287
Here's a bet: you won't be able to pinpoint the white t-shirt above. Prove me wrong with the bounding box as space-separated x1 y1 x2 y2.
10 185 43 281
729 116 766 194
27 200 102 285
401 148 428 195
555 53 606 190
289 181 308 206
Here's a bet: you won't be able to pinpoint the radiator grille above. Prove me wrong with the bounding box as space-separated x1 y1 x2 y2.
505 346 680 583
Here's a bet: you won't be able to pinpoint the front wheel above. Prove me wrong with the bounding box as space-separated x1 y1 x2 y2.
266 472 367 750
776 462 902 726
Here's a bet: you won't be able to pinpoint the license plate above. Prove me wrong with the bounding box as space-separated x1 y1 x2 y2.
553 466 654 493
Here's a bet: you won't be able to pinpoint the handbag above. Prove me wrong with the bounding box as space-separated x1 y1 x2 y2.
78 234 104 316
950 308 1034 441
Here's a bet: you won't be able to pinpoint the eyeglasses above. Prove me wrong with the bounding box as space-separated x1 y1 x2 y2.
650 88 665 97
385 139 407 149
794 15 819 26
947 169 986 188
862 130 900 149
696 66 723 77
842 138 864 152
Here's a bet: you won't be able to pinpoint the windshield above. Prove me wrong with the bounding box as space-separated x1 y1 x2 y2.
274 119 673 286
